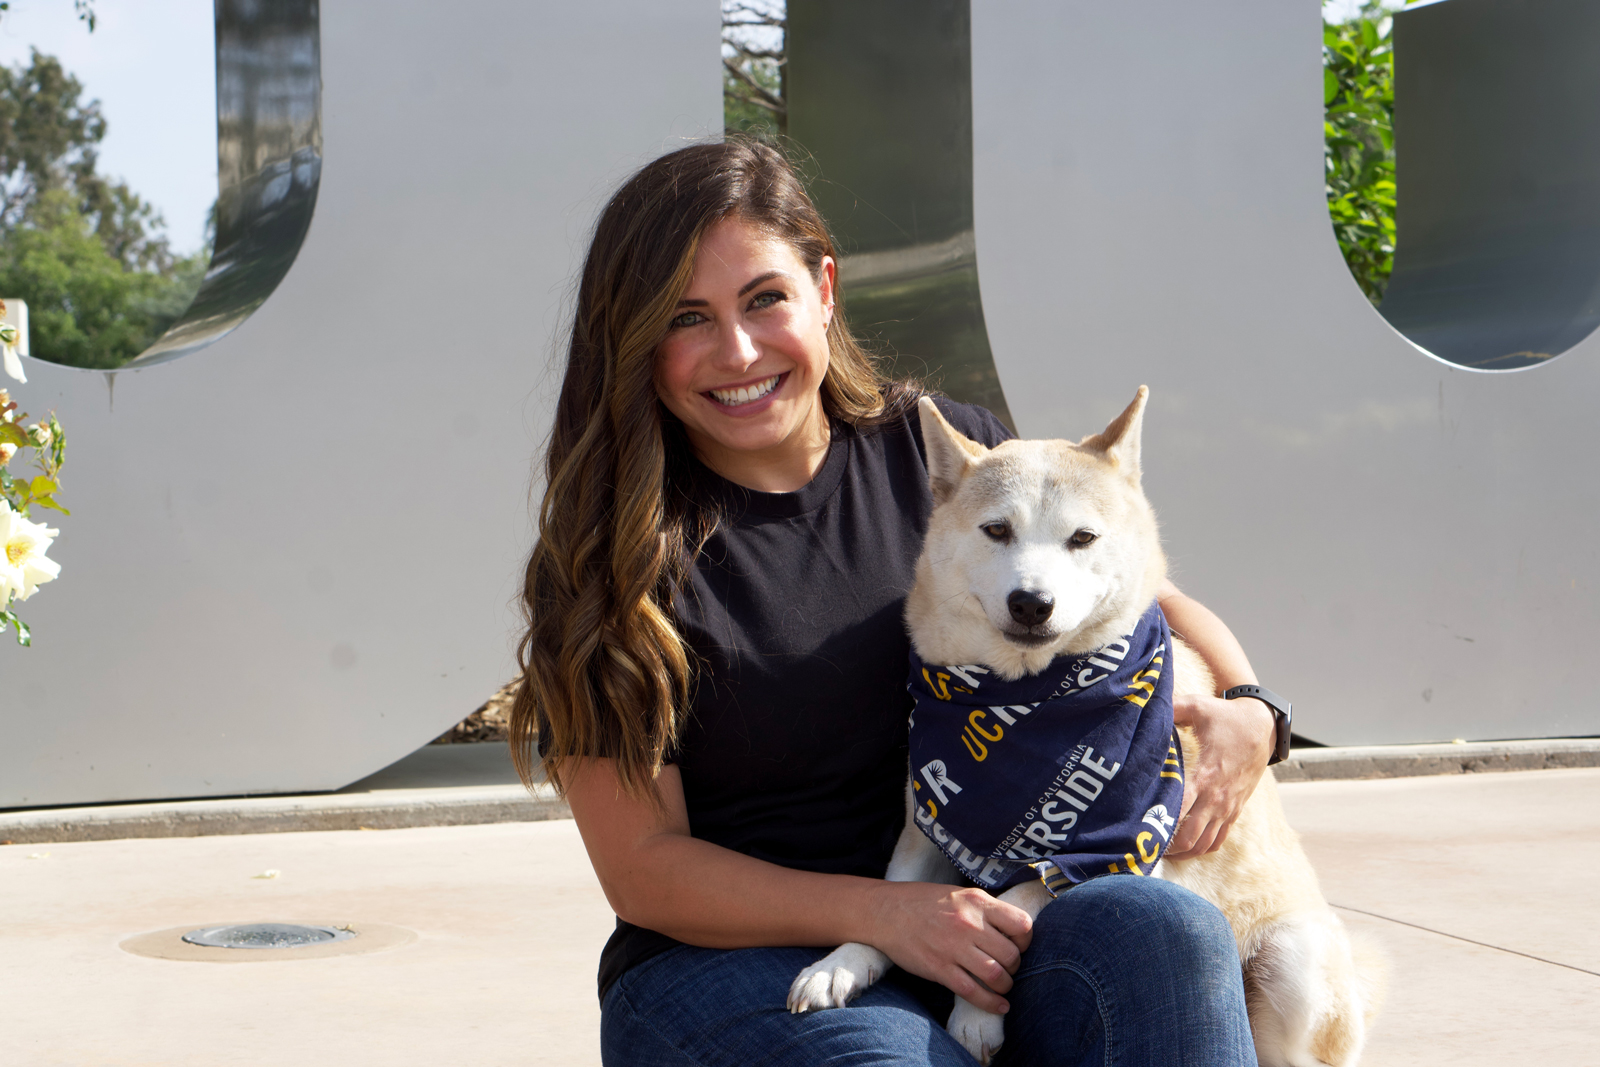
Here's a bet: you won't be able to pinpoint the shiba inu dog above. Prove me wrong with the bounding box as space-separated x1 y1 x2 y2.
788 389 1385 1066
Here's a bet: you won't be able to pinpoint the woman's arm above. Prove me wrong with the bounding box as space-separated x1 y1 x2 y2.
1156 577 1277 859
565 757 1033 1013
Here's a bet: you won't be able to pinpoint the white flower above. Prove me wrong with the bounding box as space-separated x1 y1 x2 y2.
28 423 50 447
1 332 23 384
0 442 15 466
0 500 60 606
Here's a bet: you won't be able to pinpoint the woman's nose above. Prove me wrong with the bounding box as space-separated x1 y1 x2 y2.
715 320 759 370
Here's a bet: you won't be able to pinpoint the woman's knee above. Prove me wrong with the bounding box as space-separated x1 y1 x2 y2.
1002 876 1255 1064
1024 874 1241 983
601 945 975 1067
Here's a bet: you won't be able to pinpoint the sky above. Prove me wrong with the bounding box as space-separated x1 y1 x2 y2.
0 0 215 255
1323 0 1452 20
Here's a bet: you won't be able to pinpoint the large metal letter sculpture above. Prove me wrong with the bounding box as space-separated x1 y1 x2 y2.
8 0 1598 810
971 0 1600 744
0 0 719 807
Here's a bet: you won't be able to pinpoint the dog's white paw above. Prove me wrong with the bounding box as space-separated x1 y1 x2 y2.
946 997 1006 1065
786 943 888 1013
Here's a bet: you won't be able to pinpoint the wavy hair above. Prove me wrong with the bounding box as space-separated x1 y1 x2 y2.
510 139 917 802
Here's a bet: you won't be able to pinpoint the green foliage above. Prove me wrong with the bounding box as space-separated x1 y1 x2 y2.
1324 1 1413 305
0 391 66 519
724 59 783 139
0 50 205 368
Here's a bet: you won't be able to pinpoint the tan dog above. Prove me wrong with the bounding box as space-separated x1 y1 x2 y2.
789 389 1385 1066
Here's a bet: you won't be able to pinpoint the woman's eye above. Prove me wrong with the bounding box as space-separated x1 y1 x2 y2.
1069 529 1098 547
982 523 1010 541
670 310 706 329
750 290 784 310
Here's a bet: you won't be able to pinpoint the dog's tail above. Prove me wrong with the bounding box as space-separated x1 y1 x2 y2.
1349 925 1389 1032
1308 916 1388 1067
1245 911 1388 1067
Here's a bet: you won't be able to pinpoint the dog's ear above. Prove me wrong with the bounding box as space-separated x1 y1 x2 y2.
1078 385 1148 484
919 396 987 504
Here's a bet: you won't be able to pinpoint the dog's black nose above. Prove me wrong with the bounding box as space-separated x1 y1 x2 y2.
1007 589 1054 626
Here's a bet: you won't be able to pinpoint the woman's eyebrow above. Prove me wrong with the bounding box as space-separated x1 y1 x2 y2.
738 270 788 297
676 270 792 307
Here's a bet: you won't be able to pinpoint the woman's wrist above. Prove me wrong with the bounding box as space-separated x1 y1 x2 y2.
859 874 909 951
1231 695 1277 771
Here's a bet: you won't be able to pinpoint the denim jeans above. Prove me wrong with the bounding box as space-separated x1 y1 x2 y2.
599 875 1257 1066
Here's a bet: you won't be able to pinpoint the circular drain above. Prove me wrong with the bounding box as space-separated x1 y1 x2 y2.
120 921 415 963
182 923 356 950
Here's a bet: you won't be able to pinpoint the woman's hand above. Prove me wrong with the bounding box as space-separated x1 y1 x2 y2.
1167 692 1274 858
866 880 1033 1015
1156 578 1276 859
566 757 1028 1010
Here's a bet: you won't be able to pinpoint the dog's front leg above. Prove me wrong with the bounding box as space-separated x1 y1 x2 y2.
788 783 958 1014
944 879 1055 1066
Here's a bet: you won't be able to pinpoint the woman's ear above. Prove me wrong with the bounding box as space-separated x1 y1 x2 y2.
818 255 836 326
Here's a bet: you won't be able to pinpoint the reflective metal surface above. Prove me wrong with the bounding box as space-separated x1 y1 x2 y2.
134 0 321 366
787 0 1012 427
1379 0 1600 371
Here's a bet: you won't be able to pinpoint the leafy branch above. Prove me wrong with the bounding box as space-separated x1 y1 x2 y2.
1324 0 1422 304
722 0 785 136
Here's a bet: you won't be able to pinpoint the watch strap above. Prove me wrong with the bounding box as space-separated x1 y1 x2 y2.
1222 684 1292 766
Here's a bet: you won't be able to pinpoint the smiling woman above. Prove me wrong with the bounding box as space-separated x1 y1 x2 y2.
512 138 914 804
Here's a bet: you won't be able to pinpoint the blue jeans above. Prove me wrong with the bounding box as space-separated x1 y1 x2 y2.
600 875 1256 1066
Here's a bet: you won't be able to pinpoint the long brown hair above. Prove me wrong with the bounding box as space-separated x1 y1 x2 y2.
511 138 917 801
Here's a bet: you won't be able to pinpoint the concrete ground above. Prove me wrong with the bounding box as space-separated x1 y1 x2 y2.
4 768 1597 1066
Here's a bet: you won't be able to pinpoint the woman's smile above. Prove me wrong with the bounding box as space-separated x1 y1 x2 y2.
707 371 784 410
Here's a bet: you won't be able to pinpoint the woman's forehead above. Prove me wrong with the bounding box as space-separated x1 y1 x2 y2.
691 218 805 279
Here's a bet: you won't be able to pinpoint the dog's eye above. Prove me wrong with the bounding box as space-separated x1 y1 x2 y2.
981 522 1010 542
1069 529 1098 547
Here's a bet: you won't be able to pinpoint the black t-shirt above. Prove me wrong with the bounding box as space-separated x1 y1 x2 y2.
590 397 1013 1001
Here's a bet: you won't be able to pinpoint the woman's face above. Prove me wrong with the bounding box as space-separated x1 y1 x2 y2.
654 217 835 490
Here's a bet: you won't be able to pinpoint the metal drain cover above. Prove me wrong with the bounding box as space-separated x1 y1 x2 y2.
182 923 357 949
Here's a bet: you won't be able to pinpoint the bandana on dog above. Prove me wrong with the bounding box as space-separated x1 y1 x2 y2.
907 601 1184 893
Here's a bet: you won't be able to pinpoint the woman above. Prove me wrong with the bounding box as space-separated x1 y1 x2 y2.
511 140 1272 1066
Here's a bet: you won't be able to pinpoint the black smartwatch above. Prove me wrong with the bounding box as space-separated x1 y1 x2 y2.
1222 685 1292 766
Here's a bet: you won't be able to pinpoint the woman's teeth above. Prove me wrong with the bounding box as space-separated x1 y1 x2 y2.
710 375 781 407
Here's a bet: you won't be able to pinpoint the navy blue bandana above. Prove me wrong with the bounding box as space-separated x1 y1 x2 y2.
907 601 1184 893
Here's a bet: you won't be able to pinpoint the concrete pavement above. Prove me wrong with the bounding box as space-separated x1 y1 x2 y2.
4 765 1597 1065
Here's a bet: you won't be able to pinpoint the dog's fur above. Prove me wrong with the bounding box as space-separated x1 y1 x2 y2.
788 390 1385 1065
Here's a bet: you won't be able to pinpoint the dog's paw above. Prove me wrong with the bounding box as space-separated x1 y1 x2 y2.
946 997 1005 1065
786 943 888 1014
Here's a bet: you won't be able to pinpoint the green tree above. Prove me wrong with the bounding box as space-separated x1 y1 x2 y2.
0 49 205 368
1324 1 1418 305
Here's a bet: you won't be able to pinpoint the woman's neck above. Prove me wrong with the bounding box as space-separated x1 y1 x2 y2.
687 404 833 493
